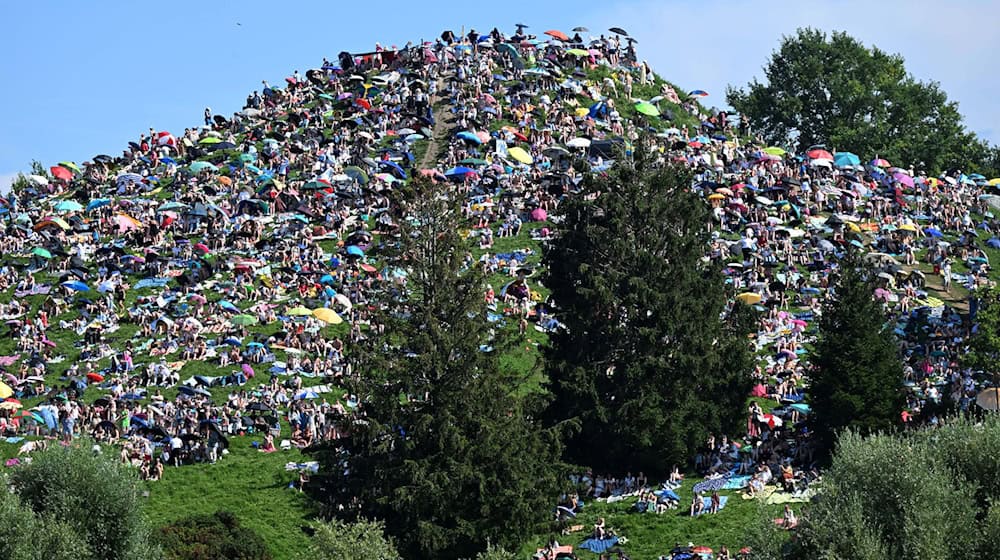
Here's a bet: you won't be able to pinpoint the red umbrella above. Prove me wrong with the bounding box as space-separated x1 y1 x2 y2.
544 30 569 41
50 166 73 181
806 149 833 160
193 243 210 254
359 263 377 273
355 98 372 110
692 546 713 554
86 372 104 383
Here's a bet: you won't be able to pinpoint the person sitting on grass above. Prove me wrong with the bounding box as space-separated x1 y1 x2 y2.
709 491 721 514
690 492 706 517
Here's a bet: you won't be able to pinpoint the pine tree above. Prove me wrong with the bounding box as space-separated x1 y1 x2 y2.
809 255 905 456
543 147 753 474
310 179 564 560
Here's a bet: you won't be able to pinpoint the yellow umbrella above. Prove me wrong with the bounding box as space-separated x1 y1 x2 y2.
976 387 1000 411
574 107 589 117
0 400 21 410
507 146 533 165
847 222 861 234
898 224 917 232
708 193 725 201
736 292 762 305
312 308 343 324
763 147 786 156
0 382 12 399
989 178 1000 186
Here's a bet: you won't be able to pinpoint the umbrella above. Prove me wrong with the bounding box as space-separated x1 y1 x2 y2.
609 27 629 36
566 137 591 149
634 101 660 117
924 227 944 238
189 161 218 173
892 171 915 188
230 314 258 326
806 149 833 160
688 90 709 97
31 247 53 259
445 166 477 177
530 208 548 221
506 146 533 165
61 280 90 292
0 382 11 399
871 158 891 168
833 152 861 167
0 399 23 410
53 200 83 213
114 214 142 232
544 30 569 41
566 48 589 57
345 245 365 257
976 388 1000 411
287 306 313 316
572 26 589 32
50 166 73 181
456 131 483 144
87 198 112 211
334 294 352 309
312 308 343 324
736 292 762 305
763 147 786 156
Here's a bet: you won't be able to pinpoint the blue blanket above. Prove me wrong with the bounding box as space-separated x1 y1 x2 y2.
694 495 729 515
723 475 751 490
135 278 170 289
655 489 681 502
578 537 619 554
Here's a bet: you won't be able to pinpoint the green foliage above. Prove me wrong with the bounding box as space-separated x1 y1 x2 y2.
809 256 905 456
963 285 1000 377
156 511 272 560
473 543 518 560
0 484 88 560
728 28 993 174
778 417 1000 558
299 518 398 560
310 178 566 559
7 442 160 560
542 146 753 473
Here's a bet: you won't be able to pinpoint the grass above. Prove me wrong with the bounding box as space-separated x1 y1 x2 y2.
517 478 786 559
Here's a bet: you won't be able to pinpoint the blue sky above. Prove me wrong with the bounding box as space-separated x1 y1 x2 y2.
2 0 997 188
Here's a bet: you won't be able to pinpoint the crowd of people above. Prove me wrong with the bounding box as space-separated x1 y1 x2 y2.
1 21 998 559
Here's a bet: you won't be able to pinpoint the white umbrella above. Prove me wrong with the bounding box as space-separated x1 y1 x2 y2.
566 137 591 149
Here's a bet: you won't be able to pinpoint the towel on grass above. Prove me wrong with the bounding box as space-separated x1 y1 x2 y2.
655 489 681 502
578 537 619 554
693 495 728 515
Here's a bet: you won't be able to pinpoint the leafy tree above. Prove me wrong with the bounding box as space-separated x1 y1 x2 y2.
763 417 1000 558
809 256 905 456
310 178 565 559
963 284 1000 380
473 543 518 560
727 28 992 174
543 147 753 474
6 442 160 560
156 511 271 560
0 484 87 560
299 518 398 560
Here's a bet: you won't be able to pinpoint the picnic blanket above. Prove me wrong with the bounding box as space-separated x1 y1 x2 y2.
701 496 729 513
766 488 817 504
693 476 729 494
14 284 51 297
654 488 681 502
578 537 619 554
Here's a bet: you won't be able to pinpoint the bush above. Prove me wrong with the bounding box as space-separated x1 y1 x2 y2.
156 510 272 560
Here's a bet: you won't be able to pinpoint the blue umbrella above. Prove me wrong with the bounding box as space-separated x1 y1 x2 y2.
160 157 176 165
445 166 476 177
988 238 1000 249
346 245 365 257
456 131 482 144
833 152 861 167
219 300 240 312
87 198 112 211
320 274 335 284
61 280 90 292
379 160 407 179
924 227 944 238
222 337 242 346
790 403 811 414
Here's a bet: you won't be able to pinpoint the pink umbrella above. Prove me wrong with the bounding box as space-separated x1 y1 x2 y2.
193 243 210 254
0 355 19 366
530 208 548 221
242 363 255 378
874 288 892 301
892 171 915 188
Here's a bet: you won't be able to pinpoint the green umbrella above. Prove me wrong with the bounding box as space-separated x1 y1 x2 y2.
53 200 83 213
198 136 222 145
189 161 218 173
634 101 660 117
239 153 256 163
566 48 589 57
764 146 786 156
58 161 81 173
459 158 488 166
343 166 369 185
230 314 258 326
318 93 335 101
287 306 313 316
31 247 52 259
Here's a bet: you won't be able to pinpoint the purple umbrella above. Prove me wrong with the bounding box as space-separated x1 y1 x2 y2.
892 171 914 188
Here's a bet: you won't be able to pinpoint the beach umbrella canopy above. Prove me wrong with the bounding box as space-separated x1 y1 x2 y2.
566 137 591 149
806 149 834 160
0 382 12 399
688 90 709 97
871 158 891 168
736 292 762 305
87 198 112 211
61 280 90 292
0 399 22 410
976 388 1000 411
456 131 483 144
53 200 83 213
834 152 861 167
345 245 365 257
544 30 569 41
609 27 629 36
230 314 258 326
114 214 142 232
50 166 73 181
634 101 660 117
507 146 533 164
763 147 786 156
31 247 53 259
312 308 343 324
892 171 915 188
287 306 313 316
189 161 218 173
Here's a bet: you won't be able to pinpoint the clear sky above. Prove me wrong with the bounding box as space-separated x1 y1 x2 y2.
2 0 997 189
